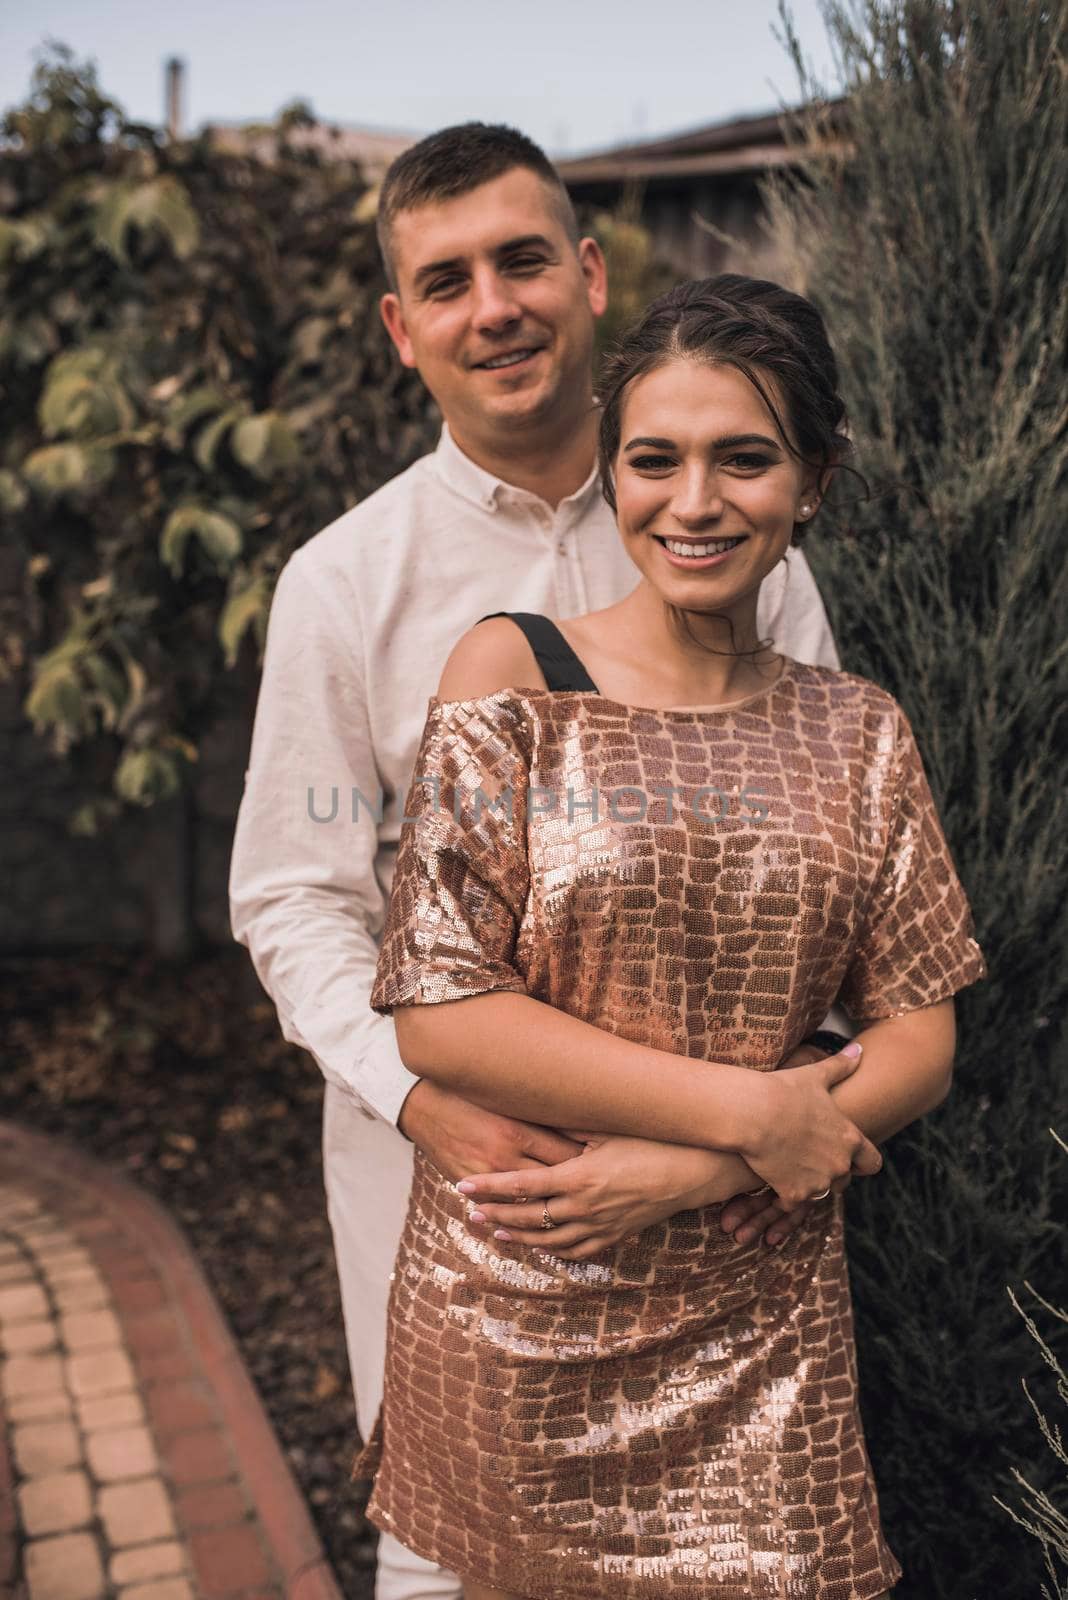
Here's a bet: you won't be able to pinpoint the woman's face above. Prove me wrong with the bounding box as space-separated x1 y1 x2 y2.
613 357 818 618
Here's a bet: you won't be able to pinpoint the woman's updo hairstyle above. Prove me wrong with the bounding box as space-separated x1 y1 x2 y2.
598 273 853 544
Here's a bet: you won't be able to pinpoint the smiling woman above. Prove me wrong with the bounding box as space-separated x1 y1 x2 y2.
576 272 858 693
352 273 985 1600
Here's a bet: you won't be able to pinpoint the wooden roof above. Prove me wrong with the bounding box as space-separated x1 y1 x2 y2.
557 101 844 186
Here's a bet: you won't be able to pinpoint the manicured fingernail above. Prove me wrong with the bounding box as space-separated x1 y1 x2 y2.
494 1229 512 1242
767 1233 781 1246
468 1210 487 1225
737 1229 753 1244
842 1041 862 1058
456 1180 477 1194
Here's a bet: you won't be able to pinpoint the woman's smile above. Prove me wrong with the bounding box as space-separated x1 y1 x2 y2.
653 533 747 568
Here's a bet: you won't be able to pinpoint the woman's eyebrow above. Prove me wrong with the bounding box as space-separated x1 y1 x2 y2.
623 432 782 452
713 433 782 450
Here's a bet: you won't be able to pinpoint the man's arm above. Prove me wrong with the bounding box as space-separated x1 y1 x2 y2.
757 546 840 670
228 552 585 1172
229 552 419 1124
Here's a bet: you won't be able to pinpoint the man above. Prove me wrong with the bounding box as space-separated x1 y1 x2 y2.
230 123 841 1600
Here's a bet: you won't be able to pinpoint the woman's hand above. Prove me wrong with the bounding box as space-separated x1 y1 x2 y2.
739 1042 882 1209
457 1135 759 1261
720 1037 857 1247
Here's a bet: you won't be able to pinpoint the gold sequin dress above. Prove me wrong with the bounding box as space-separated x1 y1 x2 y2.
359 659 985 1599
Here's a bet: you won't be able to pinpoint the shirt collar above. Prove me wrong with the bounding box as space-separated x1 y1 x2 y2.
432 422 602 517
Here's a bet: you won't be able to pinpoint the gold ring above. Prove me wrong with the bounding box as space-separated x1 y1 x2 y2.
811 1186 831 1201
746 1183 772 1197
514 1192 528 1205
541 1201 555 1230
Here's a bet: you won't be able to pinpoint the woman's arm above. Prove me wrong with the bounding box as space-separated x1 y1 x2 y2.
721 1000 957 1247
828 1001 955 1139
461 1005 955 1260
455 1036 865 1259
395 993 880 1210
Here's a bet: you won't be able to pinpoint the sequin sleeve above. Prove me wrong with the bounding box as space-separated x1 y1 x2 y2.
839 703 986 1022
370 694 534 1013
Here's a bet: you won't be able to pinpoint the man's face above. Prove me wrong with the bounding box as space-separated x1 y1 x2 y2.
380 167 607 448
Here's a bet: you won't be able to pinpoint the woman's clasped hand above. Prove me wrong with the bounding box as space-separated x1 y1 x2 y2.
460 1133 748 1260
740 1041 882 1208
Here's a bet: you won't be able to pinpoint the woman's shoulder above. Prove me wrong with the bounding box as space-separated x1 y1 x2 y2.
422 684 550 781
424 619 559 768
786 659 904 725
435 615 549 703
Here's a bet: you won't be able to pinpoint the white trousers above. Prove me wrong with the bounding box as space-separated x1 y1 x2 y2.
322 1082 463 1600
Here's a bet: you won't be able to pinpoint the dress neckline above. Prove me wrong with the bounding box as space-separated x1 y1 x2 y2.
432 659 796 719
626 655 793 715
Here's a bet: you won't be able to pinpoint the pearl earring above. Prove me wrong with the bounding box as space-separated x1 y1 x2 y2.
799 503 811 517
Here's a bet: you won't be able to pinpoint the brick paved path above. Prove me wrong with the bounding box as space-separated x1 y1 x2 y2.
0 1121 343 1600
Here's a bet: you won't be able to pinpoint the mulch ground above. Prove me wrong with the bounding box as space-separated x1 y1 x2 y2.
0 948 377 1600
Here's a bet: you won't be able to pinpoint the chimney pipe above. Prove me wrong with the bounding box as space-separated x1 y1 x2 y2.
165 58 184 141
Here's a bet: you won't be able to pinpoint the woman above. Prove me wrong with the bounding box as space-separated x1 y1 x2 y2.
356 275 985 1599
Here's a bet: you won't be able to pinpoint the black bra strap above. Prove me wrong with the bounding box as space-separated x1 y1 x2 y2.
478 612 600 694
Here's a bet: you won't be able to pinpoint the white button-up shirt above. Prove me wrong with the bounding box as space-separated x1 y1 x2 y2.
229 426 840 1125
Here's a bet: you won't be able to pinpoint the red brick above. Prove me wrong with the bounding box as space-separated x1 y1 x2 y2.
110 1274 166 1314
92 1246 148 1278
164 1428 234 1486
72 1213 121 1238
125 1308 184 1356
145 1380 218 1435
176 1479 247 1528
1 1129 337 1600
138 1348 194 1384
190 1523 271 1594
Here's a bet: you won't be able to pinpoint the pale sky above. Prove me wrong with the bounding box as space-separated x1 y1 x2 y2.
1 0 840 156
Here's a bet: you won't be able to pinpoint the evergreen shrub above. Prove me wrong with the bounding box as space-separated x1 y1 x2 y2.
766 1 1068 1593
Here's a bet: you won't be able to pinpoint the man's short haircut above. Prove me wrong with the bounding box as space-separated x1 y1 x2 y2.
376 121 580 291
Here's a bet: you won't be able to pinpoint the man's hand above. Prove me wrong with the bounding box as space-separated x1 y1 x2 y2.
718 1180 852 1248
455 1134 760 1261
397 1078 584 1184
